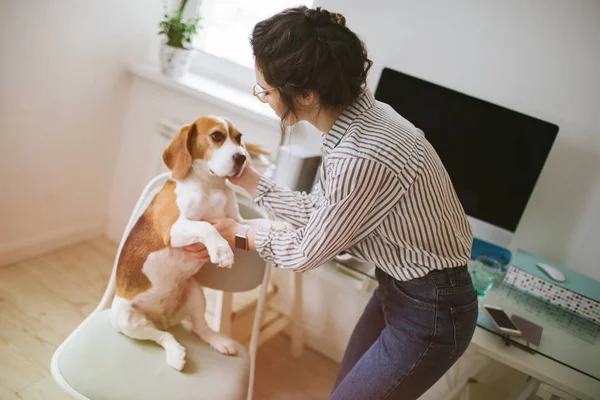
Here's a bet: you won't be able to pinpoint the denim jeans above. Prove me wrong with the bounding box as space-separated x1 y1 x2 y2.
331 265 478 400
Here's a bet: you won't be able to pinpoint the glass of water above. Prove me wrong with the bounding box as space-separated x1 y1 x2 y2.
469 256 502 296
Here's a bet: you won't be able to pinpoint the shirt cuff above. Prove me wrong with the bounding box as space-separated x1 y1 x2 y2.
254 228 276 263
253 174 277 205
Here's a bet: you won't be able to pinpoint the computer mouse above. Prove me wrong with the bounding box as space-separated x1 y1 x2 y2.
536 263 566 282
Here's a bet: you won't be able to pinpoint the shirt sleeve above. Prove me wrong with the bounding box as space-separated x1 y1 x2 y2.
254 158 404 272
253 174 323 229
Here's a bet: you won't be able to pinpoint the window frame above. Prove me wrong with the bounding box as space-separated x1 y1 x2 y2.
187 0 317 91
190 49 256 93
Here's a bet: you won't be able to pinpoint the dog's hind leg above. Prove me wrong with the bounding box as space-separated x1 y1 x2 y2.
110 297 187 370
184 280 237 356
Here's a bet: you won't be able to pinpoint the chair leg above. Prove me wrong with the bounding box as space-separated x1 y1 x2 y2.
290 271 304 357
247 261 273 400
213 290 233 335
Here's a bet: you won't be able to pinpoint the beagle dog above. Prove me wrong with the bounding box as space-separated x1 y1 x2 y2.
110 116 286 371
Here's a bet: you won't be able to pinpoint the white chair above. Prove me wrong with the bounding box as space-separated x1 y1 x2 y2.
51 172 273 400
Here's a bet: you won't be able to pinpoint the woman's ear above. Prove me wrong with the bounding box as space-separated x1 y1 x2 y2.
162 124 196 180
297 91 318 108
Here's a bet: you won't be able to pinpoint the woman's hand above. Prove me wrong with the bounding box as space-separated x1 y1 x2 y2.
184 218 258 259
183 243 210 262
208 218 240 248
183 219 239 260
228 161 262 197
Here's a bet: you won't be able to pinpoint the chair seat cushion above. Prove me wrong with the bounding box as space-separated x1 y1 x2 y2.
54 310 249 400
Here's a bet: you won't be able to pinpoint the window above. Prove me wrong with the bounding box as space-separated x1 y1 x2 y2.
193 0 314 89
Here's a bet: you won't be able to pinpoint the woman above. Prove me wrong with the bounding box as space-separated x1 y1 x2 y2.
186 6 478 399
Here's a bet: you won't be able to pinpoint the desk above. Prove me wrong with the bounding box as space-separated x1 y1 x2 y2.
332 256 600 400
475 284 600 400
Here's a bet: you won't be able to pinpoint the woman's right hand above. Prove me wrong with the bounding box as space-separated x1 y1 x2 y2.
229 161 262 197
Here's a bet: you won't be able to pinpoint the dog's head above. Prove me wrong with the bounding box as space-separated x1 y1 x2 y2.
162 116 247 180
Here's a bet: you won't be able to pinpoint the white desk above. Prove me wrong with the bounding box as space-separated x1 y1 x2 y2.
470 328 600 400
473 284 600 400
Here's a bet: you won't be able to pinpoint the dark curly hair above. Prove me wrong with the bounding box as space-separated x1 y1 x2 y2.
250 6 372 123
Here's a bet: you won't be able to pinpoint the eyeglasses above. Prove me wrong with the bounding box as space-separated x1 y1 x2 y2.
253 84 276 103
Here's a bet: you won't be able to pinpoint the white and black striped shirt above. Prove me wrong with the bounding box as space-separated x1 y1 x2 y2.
253 89 473 281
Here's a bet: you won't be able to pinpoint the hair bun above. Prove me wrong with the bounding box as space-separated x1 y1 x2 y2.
304 7 346 27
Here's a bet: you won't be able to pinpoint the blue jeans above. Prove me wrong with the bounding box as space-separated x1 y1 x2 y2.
331 266 478 400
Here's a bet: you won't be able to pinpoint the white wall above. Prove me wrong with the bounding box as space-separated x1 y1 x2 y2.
317 0 600 279
0 0 162 265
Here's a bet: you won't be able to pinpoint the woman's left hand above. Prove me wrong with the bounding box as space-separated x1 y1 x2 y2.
207 218 241 248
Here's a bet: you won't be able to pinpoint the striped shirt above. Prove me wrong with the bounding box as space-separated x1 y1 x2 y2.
253 89 473 281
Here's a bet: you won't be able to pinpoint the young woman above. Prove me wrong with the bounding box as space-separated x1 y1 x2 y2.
185 6 478 399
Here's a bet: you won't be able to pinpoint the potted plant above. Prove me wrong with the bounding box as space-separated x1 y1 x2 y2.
158 0 201 78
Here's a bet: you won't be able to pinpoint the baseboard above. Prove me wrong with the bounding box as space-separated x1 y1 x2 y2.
283 322 346 364
0 223 105 267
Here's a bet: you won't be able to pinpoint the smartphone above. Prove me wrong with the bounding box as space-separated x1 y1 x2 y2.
482 304 521 336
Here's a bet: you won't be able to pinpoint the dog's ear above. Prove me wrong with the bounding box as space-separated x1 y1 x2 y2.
162 124 196 180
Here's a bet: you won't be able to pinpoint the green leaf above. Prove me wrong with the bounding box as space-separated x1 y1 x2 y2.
158 7 202 49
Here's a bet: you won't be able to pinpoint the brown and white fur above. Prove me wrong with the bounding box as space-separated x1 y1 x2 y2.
110 116 287 371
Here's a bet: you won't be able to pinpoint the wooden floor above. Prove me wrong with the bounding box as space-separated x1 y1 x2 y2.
0 237 338 400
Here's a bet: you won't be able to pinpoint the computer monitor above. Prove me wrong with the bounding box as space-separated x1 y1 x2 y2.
375 67 559 248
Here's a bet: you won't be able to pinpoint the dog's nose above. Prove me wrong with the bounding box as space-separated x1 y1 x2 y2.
233 153 246 167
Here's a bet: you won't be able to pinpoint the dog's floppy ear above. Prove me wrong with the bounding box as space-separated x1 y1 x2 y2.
162 124 196 180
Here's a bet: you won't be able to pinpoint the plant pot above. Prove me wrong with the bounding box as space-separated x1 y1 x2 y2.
159 44 194 78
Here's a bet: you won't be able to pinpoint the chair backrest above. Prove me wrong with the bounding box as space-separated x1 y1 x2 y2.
97 173 171 310
96 173 269 310
194 199 268 292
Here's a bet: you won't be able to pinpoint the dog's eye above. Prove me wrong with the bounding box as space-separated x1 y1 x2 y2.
235 133 243 143
211 132 225 142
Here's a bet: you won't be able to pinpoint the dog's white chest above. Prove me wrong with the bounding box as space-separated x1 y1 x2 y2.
198 190 227 218
175 181 228 220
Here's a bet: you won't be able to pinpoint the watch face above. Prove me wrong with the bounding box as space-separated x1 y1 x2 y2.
235 235 247 250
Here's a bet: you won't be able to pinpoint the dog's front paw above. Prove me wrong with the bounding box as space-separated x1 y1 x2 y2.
208 240 234 268
208 334 238 356
214 246 234 268
165 342 187 371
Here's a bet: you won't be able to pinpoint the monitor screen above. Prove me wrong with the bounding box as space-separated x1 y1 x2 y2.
374 68 558 235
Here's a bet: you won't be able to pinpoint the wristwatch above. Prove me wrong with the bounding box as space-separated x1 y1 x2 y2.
235 225 251 250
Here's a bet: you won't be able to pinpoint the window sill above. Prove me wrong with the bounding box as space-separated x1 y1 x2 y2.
128 63 279 127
